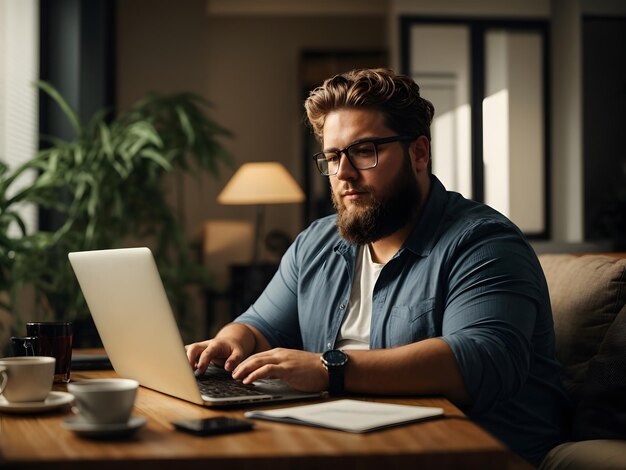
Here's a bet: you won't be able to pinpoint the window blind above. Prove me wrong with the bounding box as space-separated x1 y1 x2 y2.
0 0 39 235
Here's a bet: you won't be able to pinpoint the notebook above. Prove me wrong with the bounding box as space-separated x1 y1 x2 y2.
245 399 444 432
68 247 322 406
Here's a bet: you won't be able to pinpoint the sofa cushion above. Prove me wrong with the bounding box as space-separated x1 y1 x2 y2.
539 439 626 470
572 305 626 440
538 254 626 404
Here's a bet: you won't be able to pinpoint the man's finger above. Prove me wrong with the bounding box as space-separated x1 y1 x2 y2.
185 342 207 368
224 350 244 372
241 363 280 384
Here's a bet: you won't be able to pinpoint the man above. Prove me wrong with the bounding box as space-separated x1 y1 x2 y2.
186 68 568 466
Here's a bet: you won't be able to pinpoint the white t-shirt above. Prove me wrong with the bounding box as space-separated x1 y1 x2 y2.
335 245 385 350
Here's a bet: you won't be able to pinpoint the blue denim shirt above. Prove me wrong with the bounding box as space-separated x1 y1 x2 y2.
235 176 568 465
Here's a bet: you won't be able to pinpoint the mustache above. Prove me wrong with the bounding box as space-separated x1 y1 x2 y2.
337 183 371 194
331 184 374 213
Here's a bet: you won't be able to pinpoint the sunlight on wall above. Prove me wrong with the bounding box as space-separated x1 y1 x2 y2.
483 30 544 234
431 103 471 196
410 24 472 199
483 89 510 216
455 103 472 197
432 105 456 189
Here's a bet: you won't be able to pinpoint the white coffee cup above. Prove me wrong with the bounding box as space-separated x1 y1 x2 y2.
68 378 139 425
0 356 56 402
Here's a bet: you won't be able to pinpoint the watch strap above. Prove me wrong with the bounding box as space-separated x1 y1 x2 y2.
327 365 344 396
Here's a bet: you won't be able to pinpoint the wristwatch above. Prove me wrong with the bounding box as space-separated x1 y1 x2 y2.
321 349 349 396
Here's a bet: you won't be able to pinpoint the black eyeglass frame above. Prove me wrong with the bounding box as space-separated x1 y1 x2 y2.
312 135 417 176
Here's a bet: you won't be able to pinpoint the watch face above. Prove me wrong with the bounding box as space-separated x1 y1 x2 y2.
323 350 348 367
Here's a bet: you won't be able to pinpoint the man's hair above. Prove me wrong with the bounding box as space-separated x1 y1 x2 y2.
304 68 435 144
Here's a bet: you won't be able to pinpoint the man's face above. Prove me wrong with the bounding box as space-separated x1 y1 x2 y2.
322 108 423 244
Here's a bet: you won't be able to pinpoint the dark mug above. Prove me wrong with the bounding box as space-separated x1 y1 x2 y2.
10 336 38 357
25 321 73 383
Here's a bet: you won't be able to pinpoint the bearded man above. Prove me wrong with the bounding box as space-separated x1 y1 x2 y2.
186 68 568 467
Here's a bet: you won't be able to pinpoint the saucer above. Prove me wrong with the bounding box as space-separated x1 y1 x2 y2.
62 415 147 439
0 391 74 414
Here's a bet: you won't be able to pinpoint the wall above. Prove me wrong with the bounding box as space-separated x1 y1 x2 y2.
582 15 626 245
117 0 626 256
551 0 584 242
550 0 626 243
117 0 387 261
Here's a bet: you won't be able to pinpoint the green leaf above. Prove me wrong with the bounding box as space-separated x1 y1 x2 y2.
99 122 114 159
139 148 172 171
175 105 195 145
35 81 81 136
73 144 84 166
128 121 162 146
2 211 27 236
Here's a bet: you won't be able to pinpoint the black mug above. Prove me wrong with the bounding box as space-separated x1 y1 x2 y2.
25 321 73 383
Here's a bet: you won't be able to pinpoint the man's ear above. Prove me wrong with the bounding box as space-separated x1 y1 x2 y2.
409 135 430 173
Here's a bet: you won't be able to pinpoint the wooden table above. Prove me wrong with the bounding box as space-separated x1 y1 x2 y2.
0 369 529 469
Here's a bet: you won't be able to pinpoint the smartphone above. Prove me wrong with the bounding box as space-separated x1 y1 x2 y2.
172 417 254 436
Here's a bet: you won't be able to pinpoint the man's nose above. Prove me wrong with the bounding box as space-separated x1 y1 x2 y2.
335 152 358 181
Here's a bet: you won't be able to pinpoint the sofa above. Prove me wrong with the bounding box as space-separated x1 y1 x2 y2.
537 253 626 470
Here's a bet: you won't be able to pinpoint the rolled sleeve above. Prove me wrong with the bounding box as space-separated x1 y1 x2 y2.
440 225 542 414
234 233 303 350
442 297 536 414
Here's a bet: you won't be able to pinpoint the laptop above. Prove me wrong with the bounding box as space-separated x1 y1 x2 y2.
68 247 322 406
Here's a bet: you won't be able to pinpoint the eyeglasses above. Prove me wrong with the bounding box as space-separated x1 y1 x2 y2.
313 135 416 176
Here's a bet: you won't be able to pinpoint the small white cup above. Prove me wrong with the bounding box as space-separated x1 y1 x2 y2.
0 356 56 402
68 378 139 425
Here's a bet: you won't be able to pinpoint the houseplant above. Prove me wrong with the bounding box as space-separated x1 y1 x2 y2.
0 82 232 344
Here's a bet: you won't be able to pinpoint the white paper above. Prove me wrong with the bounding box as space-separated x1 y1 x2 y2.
244 399 444 433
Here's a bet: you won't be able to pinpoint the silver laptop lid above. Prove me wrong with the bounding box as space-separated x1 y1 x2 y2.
68 247 205 405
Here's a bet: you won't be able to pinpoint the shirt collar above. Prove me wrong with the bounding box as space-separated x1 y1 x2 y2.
401 174 448 258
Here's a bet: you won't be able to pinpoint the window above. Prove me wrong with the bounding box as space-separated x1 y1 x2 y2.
0 0 39 236
401 17 550 238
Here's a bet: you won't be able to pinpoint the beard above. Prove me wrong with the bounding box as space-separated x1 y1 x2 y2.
332 159 421 245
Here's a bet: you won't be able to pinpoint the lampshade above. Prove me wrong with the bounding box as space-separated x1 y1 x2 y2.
217 162 305 205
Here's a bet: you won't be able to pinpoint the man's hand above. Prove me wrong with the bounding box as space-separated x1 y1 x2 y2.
185 323 271 374
232 348 329 393
185 337 247 374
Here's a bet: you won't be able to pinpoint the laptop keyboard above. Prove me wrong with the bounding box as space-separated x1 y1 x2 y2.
196 372 266 398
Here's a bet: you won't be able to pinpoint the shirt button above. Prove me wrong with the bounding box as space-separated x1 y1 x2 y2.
339 304 346 310
327 342 332 348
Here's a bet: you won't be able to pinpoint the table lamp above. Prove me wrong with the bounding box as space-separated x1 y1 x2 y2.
217 162 305 263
